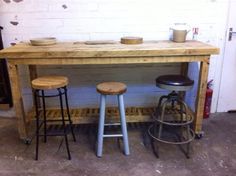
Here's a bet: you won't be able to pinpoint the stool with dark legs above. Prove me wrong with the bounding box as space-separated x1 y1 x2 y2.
32 76 76 160
148 75 195 158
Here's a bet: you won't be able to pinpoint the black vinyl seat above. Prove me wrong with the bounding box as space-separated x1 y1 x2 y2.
156 75 194 91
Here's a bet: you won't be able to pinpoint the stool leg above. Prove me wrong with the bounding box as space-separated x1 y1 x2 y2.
155 95 168 115
58 88 71 160
178 99 190 138
179 100 185 143
157 96 168 109
158 100 169 139
63 86 76 142
118 94 130 155
181 100 191 158
150 121 159 158
41 90 47 143
97 95 106 157
177 99 191 158
34 90 40 160
186 125 191 158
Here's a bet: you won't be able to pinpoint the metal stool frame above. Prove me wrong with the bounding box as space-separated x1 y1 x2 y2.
148 91 195 158
34 86 76 160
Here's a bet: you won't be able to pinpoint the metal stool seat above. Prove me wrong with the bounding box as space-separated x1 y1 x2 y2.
32 76 76 160
148 74 195 158
96 82 130 157
156 75 194 91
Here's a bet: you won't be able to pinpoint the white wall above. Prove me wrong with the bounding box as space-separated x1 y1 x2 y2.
0 0 229 117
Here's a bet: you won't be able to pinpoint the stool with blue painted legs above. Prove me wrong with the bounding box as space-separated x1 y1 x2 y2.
96 82 130 157
148 75 195 158
31 76 76 160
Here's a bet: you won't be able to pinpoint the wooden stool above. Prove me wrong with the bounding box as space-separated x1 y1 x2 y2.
96 82 130 157
148 75 195 158
32 76 76 160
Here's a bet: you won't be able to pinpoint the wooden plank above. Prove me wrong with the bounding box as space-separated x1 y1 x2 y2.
28 65 40 113
29 65 38 84
27 106 194 124
194 58 209 134
7 56 209 65
181 62 189 76
0 40 219 59
0 40 218 140
0 103 11 110
7 62 28 140
180 62 189 99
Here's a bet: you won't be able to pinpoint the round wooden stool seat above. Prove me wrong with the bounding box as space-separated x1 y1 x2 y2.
31 76 68 90
156 75 194 91
96 82 127 95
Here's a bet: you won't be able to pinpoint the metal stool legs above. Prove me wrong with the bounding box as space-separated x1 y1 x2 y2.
34 86 76 160
97 95 106 157
118 94 130 155
58 88 71 160
42 90 47 143
34 90 40 161
97 94 130 157
148 91 195 158
64 87 76 142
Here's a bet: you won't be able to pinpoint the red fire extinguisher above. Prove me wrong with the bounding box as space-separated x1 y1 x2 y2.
203 80 213 119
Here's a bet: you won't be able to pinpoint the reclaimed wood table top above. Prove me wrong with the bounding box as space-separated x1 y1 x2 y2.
0 40 219 59
0 40 219 140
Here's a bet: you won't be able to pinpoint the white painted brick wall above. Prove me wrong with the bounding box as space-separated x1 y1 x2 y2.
0 0 229 117
0 0 229 45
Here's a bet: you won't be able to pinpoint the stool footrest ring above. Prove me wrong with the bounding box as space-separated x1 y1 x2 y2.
148 124 195 145
154 118 194 126
152 112 194 126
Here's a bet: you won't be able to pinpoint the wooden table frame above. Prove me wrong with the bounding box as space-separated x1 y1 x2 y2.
0 41 219 141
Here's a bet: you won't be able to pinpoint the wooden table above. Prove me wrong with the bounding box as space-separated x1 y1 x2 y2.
0 40 219 141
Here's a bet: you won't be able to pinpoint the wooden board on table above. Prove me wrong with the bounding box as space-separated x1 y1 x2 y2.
0 40 219 59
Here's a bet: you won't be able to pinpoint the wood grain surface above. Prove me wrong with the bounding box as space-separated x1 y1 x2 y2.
120 37 143 44
31 76 68 90
0 40 219 140
0 40 219 59
30 37 57 46
96 82 127 95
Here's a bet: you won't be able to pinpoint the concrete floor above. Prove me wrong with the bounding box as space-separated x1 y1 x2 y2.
0 113 235 176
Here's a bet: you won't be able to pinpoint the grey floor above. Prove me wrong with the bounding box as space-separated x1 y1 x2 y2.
0 113 235 176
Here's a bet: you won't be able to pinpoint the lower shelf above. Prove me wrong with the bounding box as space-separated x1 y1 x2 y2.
0 103 11 110
0 97 11 110
27 106 194 125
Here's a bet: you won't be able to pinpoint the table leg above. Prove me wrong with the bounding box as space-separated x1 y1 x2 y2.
194 58 209 137
8 62 28 141
180 62 189 99
181 62 189 76
29 65 40 108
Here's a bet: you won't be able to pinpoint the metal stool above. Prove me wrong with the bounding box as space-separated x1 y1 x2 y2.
31 76 76 160
96 82 130 157
148 75 195 158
